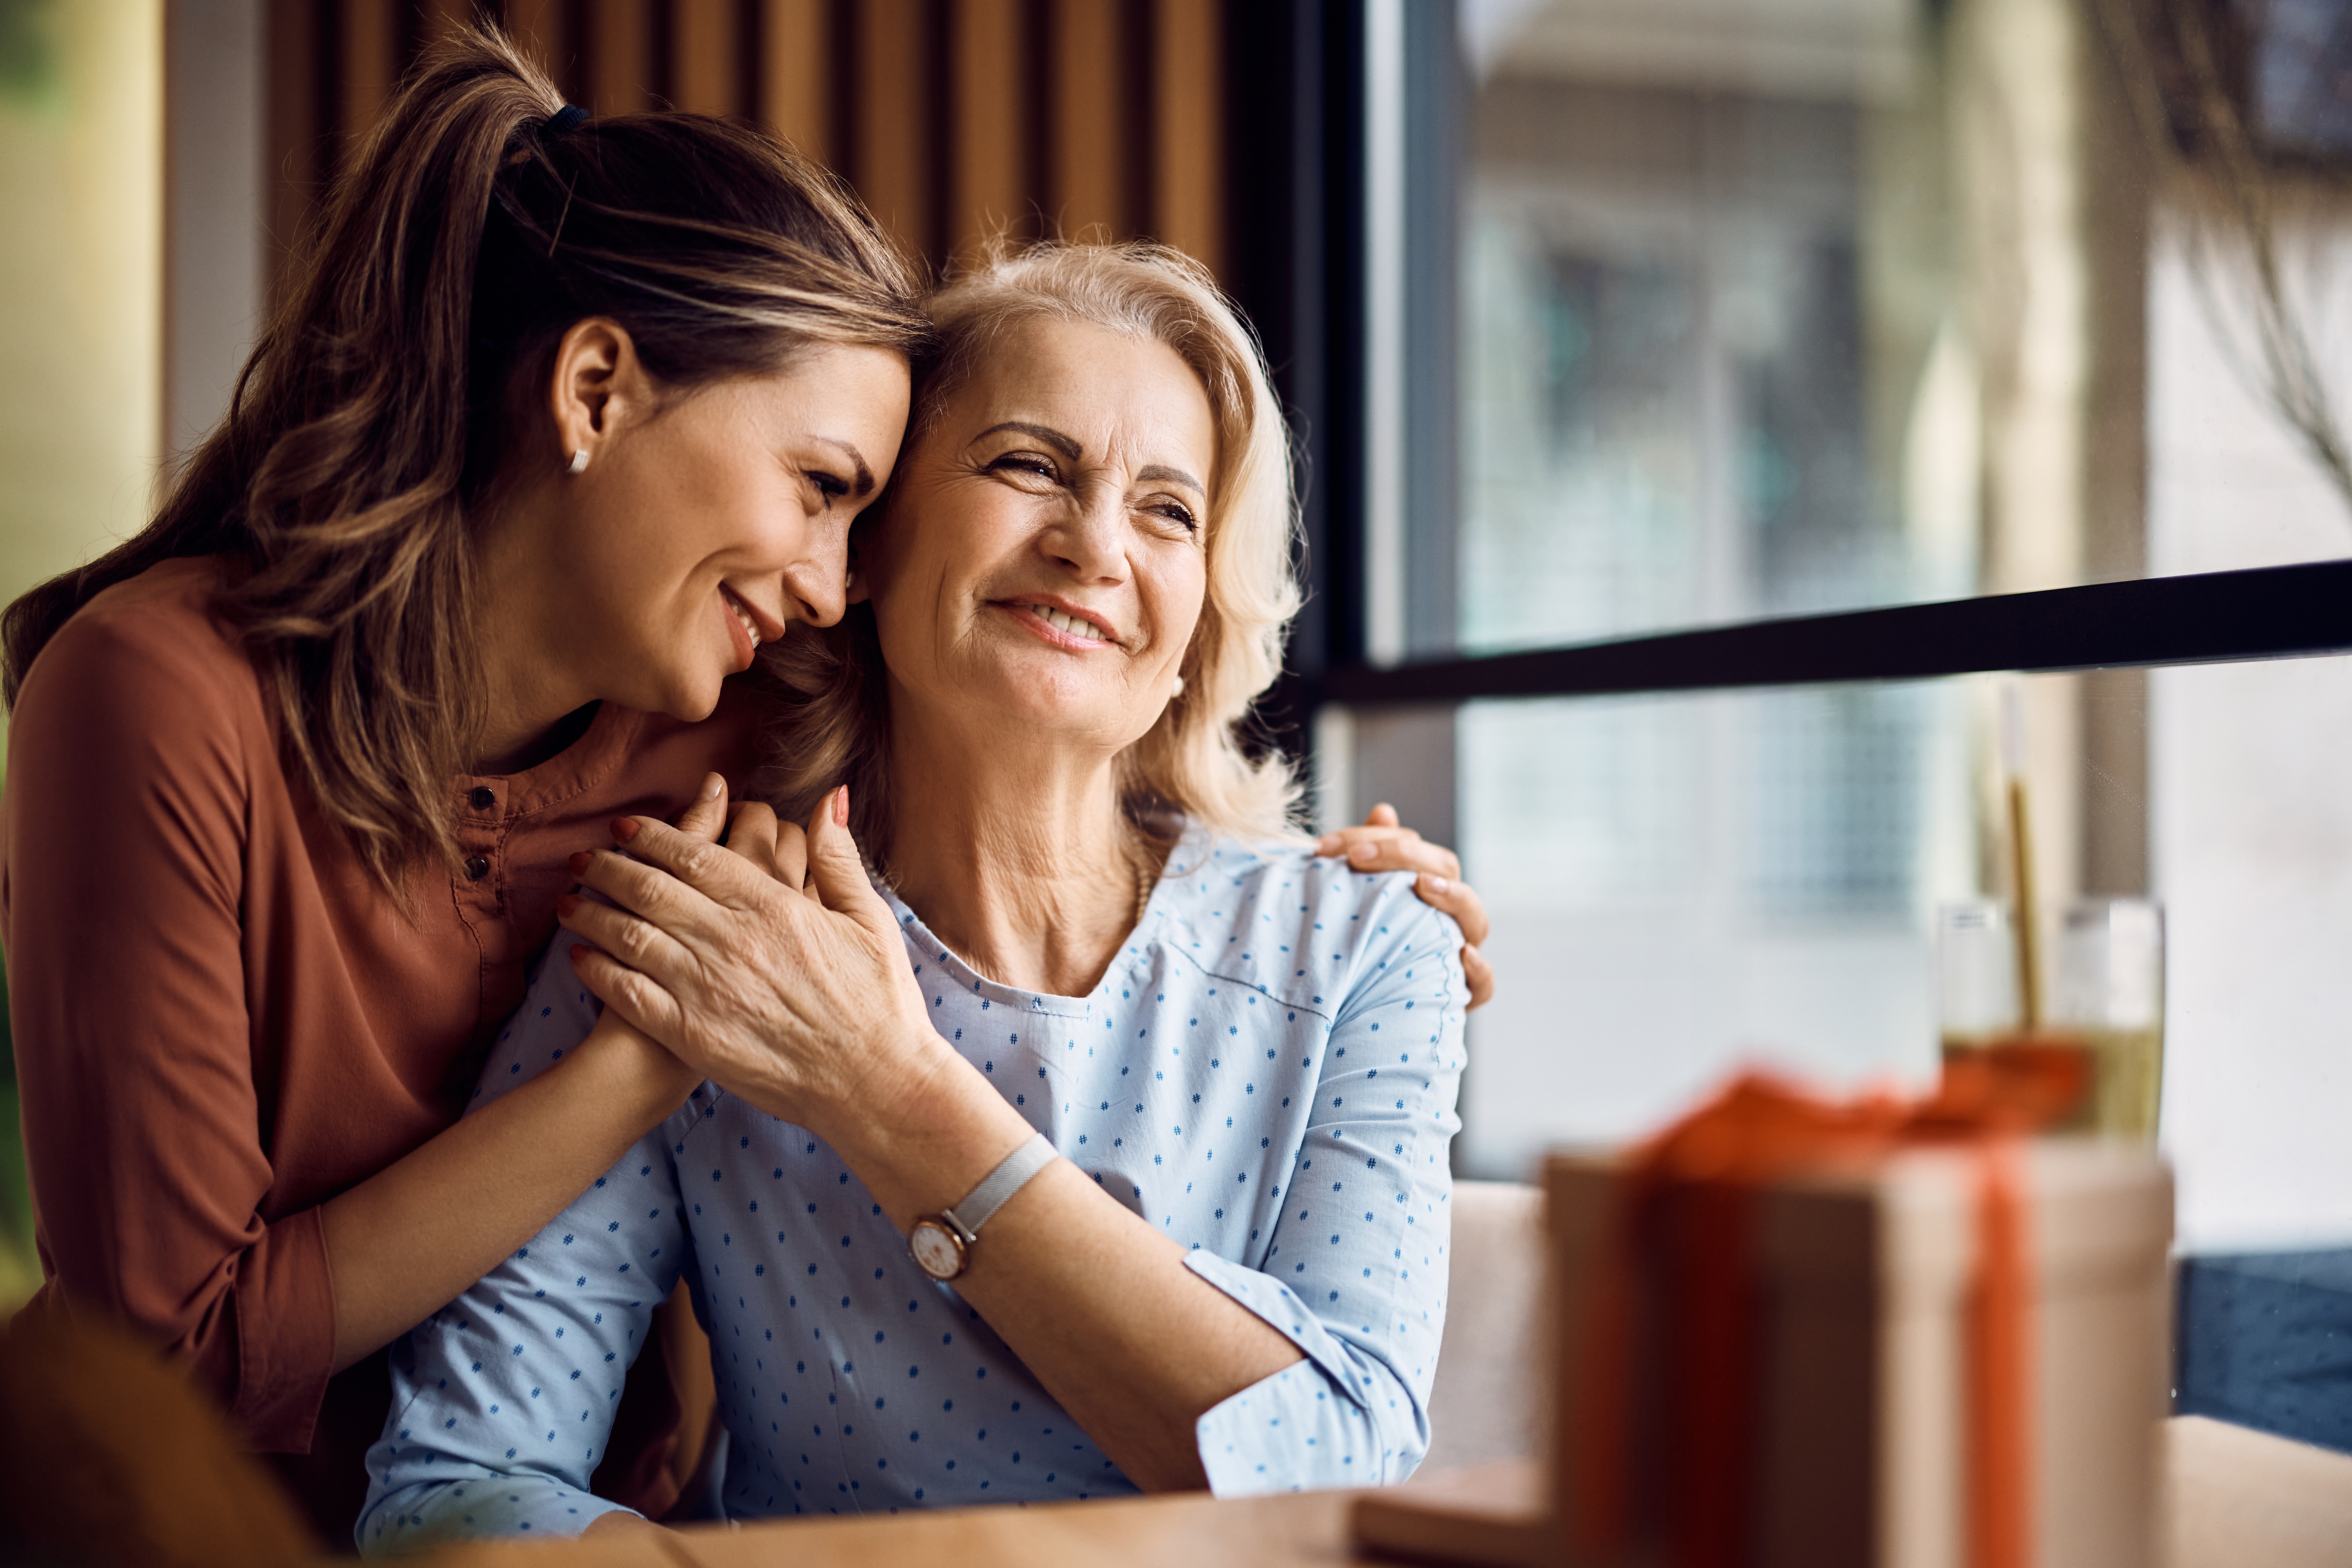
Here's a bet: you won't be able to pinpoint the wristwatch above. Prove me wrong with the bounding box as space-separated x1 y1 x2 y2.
906 1134 1057 1281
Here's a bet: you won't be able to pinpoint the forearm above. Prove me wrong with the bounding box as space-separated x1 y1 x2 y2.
953 1163 1303 1490
813 1048 1302 1492
320 1017 697 1370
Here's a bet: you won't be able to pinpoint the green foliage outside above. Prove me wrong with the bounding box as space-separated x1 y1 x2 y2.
0 0 57 105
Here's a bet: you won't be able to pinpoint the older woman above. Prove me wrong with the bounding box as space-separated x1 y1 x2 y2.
357 245 1468 1547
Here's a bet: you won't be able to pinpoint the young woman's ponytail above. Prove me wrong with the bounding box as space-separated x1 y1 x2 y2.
2 24 926 894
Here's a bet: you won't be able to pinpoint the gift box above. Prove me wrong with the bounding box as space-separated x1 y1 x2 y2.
1356 1073 2174 1568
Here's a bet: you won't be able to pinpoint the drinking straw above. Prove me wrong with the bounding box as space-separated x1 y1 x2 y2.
2002 686 2042 1032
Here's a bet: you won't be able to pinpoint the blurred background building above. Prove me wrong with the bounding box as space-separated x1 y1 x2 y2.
4 0 2352 1317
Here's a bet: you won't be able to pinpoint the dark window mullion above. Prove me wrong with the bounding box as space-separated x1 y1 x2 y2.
1324 558 2352 705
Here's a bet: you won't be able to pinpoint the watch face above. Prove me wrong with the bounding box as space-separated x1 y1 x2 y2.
908 1220 965 1281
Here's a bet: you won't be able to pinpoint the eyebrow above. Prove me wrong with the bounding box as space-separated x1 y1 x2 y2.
978 423 1203 496
975 421 1082 461
1137 463 1205 497
812 437 876 497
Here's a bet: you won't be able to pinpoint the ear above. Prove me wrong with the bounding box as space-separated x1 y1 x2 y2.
548 318 651 465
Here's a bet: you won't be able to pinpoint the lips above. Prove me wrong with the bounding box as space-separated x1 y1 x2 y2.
1021 601 1114 642
722 587 764 652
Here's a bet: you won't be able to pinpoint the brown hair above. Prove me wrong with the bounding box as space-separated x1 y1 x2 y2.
0 25 927 892
756 241 1303 874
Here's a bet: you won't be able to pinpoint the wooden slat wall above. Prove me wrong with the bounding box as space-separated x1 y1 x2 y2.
265 0 1224 300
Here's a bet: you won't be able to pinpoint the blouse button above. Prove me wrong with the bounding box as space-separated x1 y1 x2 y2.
470 786 497 811
464 855 490 881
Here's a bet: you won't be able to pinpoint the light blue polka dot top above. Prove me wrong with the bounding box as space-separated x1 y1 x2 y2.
356 825 1466 1553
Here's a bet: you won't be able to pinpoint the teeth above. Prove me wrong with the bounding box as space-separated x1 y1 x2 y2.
730 598 760 649
1033 604 1105 642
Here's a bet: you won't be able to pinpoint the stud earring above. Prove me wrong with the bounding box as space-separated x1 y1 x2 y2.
566 449 590 476
1171 674 1186 697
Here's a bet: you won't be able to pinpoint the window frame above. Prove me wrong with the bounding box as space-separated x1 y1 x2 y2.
1220 0 2352 731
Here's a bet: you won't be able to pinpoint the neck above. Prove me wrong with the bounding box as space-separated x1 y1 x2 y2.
884 690 1154 999
468 487 599 776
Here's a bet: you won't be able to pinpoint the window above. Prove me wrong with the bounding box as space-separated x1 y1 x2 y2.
1224 0 2352 1278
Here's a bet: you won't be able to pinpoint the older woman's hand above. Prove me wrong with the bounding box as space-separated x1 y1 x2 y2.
1317 803 1494 1008
555 784 945 1135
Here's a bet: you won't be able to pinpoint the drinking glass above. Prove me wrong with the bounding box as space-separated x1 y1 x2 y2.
1937 900 2021 1052
1936 898 2165 1140
2049 899 2166 1142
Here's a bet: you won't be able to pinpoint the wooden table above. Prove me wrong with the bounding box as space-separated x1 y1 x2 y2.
420 1418 2352 1568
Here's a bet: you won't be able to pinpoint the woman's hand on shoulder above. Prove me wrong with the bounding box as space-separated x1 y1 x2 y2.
1316 803 1494 1009
556 780 941 1135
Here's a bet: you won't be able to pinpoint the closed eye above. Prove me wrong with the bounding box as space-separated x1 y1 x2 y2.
988 452 1062 483
1148 499 1198 532
810 471 851 506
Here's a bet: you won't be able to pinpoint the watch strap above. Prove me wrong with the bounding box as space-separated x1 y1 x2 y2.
939 1133 1056 1242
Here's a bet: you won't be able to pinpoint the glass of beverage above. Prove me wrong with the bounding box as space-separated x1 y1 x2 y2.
1937 900 2022 1053
2049 899 2166 1142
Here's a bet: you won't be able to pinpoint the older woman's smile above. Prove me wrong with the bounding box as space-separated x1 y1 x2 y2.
1002 595 1122 648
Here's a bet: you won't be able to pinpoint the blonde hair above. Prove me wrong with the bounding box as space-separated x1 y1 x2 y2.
757 240 1304 868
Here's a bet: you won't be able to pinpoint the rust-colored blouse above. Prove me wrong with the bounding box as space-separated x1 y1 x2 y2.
0 557 759 1535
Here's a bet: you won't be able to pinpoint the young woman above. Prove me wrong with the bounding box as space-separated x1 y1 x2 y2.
1 29 1484 1544
358 244 1465 1546
0 32 926 1537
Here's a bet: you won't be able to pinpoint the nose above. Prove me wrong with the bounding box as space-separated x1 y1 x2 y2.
782 522 851 628
1042 483 1132 584
781 552 847 625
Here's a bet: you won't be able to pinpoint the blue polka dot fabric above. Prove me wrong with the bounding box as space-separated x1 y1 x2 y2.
356 826 1466 1552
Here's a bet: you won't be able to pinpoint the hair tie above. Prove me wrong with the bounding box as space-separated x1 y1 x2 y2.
544 103 590 137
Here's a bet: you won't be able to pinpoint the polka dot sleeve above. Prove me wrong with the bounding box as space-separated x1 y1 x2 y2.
1186 886 1466 1494
354 952 700 1555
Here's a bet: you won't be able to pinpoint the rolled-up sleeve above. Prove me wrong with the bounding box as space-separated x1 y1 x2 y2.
3 604 338 1448
1186 893 1466 1494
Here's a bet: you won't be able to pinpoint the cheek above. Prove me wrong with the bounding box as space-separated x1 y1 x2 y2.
1148 555 1210 660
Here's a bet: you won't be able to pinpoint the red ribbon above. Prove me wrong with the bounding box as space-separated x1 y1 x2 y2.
1573 1057 2074 1568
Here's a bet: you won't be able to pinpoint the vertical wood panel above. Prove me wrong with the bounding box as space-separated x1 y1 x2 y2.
948 0 1026 263
265 0 1226 296
507 0 575 94
340 0 401 147
1152 0 1219 275
266 0 326 304
588 0 657 113
853 0 931 259
759 0 830 158
672 0 742 114
411 0 474 55
1049 0 1122 240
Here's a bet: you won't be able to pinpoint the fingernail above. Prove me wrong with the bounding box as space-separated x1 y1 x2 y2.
1421 874 1449 895
1316 835 1338 855
833 785 849 827
610 816 640 842
569 851 592 877
1350 842 1376 863
700 773 725 800
569 945 591 964
556 893 579 919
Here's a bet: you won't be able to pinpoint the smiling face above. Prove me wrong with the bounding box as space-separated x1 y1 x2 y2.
859 317 1216 755
527 336 913 727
